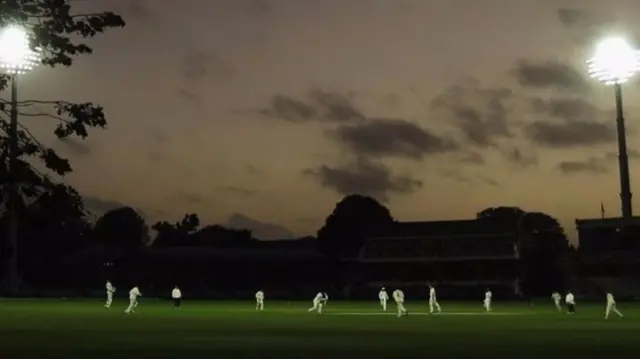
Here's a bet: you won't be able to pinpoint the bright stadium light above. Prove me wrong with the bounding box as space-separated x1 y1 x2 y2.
0 25 40 74
587 37 640 85
0 24 40 296
586 36 639 220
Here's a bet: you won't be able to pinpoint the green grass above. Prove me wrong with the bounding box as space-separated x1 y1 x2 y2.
0 299 637 358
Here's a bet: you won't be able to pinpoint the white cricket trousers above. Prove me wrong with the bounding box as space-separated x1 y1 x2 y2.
125 298 138 313
256 300 264 311
554 300 562 312
429 299 441 313
308 301 323 313
605 303 623 319
380 299 387 311
396 302 406 317
105 293 113 308
484 299 491 312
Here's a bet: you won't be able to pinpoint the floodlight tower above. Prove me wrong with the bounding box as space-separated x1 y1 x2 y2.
0 25 40 295
587 37 640 219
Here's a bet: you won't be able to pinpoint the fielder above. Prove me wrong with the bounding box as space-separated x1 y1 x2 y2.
429 285 441 314
125 286 142 314
255 290 265 311
483 289 492 312
565 291 575 314
551 292 562 312
392 289 408 317
605 292 623 319
322 292 329 307
105 280 115 308
378 287 389 311
307 292 325 314
172 286 182 308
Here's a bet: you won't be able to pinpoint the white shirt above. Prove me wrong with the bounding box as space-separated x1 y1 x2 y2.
313 292 324 303
485 291 492 301
379 290 388 300
392 290 404 303
172 288 182 299
552 292 561 302
256 291 264 301
429 288 436 300
129 287 141 300
606 293 615 304
565 293 575 305
106 282 115 293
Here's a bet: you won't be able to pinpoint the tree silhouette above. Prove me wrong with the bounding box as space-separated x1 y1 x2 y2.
0 0 125 293
476 206 569 295
190 225 254 247
152 213 200 246
318 194 394 260
93 207 149 254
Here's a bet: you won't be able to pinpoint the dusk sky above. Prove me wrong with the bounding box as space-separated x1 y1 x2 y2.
17 0 640 242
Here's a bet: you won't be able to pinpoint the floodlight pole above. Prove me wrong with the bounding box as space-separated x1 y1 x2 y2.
4 74 21 296
614 83 633 219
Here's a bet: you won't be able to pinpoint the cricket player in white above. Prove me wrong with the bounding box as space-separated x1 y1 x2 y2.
172 286 182 308
307 292 325 314
483 289 492 312
378 287 389 311
255 290 265 311
105 281 115 308
429 285 441 314
322 292 329 307
392 289 407 317
125 286 142 314
565 292 575 314
605 293 623 319
551 292 562 312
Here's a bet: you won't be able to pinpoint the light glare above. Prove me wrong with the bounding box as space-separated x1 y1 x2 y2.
587 37 640 85
0 25 40 75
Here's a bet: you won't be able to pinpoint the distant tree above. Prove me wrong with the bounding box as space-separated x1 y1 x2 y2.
152 213 200 246
317 194 394 260
190 225 254 247
93 207 149 254
476 206 570 296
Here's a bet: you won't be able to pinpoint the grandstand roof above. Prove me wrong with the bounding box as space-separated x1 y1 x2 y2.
368 219 516 239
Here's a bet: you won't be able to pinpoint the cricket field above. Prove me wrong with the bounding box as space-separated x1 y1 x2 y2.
0 299 637 358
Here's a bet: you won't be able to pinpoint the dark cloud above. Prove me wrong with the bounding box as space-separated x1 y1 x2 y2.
58 137 91 155
327 118 457 160
525 97 615 148
217 186 256 196
303 157 422 202
127 1 151 20
259 95 317 122
181 49 234 83
178 192 203 204
510 60 589 92
503 147 538 167
556 8 614 45
459 151 485 165
557 157 608 174
308 89 366 122
606 149 640 160
222 213 294 240
431 80 514 147
177 88 204 105
244 164 263 174
440 169 499 187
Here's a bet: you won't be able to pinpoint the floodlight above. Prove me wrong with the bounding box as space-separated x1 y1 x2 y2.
0 25 40 75
587 37 640 85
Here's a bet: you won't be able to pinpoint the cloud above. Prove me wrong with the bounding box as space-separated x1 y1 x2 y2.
259 95 317 122
178 192 203 204
431 80 514 147
127 1 151 21
606 149 640 160
503 147 538 167
556 8 615 45
259 89 364 123
510 60 589 92
459 151 485 165
181 49 234 83
222 213 294 239
217 186 256 196
557 157 608 174
57 137 91 155
327 118 457 160
177 88 204 105
303 157 422 202
524 97 615 148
